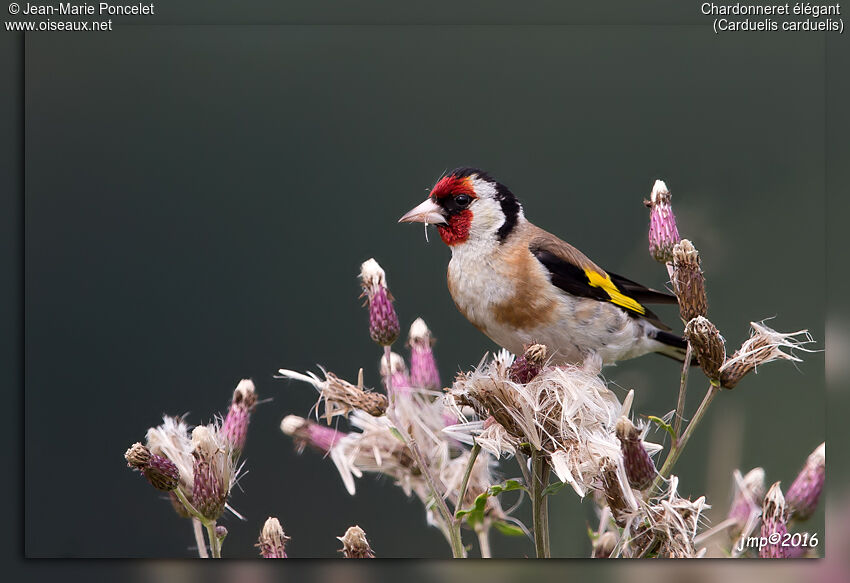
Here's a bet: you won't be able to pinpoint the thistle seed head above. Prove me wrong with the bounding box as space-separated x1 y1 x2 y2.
684 316 726 382
338 525 375 558
760 482 789 558
615 417 656 491
727 467 766 540
507 343 547 384
258 517 290 558
720 321 816 389
672 240 707 323
125 442 181 492
380 351 411 393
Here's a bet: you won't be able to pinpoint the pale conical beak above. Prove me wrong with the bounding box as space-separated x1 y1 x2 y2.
398 198 447 225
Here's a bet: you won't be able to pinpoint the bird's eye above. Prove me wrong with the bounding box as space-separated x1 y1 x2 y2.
454 194 471 207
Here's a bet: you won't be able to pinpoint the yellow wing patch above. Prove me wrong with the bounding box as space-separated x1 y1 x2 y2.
585 270 646 315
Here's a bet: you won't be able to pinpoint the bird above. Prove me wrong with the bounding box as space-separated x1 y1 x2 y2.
398 167 688 367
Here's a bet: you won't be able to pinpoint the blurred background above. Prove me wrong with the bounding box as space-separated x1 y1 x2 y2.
15 6 831 561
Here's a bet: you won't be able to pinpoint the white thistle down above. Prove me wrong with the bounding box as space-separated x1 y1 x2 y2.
445 350 660 498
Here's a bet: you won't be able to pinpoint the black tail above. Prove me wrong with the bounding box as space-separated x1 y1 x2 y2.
652 330 698 365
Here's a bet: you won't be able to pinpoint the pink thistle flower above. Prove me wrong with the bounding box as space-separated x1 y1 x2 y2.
645 179 681 264
190 426 234 523
380 351 411 394
727 467 766 544
220 379 257 455
281 414 346 454
407 318 441 390
258 517 290 558
786 443 825 521
359 258 400 347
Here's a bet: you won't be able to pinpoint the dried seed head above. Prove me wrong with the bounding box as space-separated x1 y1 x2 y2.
672 240 707 322
727 467 766 540
760 482 789 558
720 322 816 389
145 415 194 506
601 459 629 527
191 426 228 522
125 442 151 469
277 368 388 420
407 318 441 390
646 179 681 263
360 258 400 347
338 525 375 558
684 316 726 382
615 417 656 491
786 443 825 521
380 351 411 392
258 517 290 558
592 531 618 559
221 379 257 454
125 442 181 492
507 343 547 384
281 414 346 453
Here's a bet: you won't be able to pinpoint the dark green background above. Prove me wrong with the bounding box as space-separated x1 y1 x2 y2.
19 17 827 558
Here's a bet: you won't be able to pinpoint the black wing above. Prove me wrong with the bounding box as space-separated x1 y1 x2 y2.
530 247 674 331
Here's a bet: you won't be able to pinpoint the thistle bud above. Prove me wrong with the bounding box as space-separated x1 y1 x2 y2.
508 343 547 384
672 240 707 323
720 322 815 389
258 517 290 558
645 179 681 263
191 426 227 522
727 467 766 539
380 352 410 393
220 379 257 455
125 442 180 492
215 525 228 543
360 258 400 347
338 525 375 558
786 443 825 521
407 318 441 390
684 316 725 382
281 415 346 454
615 417 656 491
760 482 789 558
592 531 617 559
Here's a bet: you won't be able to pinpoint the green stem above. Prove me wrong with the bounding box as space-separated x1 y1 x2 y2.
383 346 465 558
530 449 551 558
673 343 693 438
456 441 481 519
205 522 221 559
652 382 720 494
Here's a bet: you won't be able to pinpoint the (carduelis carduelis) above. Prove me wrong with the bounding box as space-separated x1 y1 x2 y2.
399 167 687 367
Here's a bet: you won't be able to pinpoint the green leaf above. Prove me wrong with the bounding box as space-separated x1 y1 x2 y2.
455 491 488 526
647 415 676 442
389 426 406 443
492 520 525 537
487 479 526 496
542 481 567 497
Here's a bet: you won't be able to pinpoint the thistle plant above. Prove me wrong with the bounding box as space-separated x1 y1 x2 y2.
123 179 820 558
124 380 254 557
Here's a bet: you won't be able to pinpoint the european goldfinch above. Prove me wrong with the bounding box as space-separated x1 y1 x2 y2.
399 168 688 366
